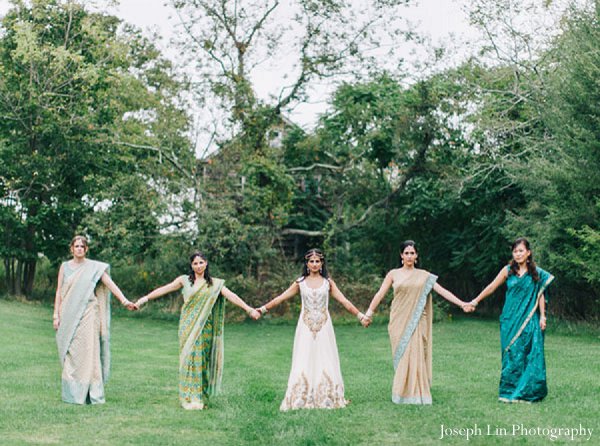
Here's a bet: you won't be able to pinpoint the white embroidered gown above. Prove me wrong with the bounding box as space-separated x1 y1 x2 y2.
280 278 348 410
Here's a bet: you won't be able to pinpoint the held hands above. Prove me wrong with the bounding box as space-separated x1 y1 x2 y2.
247 308 261 320
461 302 476 313
460 299 478 313
358 309 372 328
124 300 139 311
135 296 149 309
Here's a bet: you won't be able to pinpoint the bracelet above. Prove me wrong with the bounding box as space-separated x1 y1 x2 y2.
357 312 365 322
138 296 149 306
365 309 374 319
259 305 268 315
121 299 131 306
53 315 59 320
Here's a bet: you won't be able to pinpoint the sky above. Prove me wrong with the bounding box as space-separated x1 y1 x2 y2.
0 0 481 148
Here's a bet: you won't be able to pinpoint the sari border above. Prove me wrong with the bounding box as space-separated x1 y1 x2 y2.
392 394 432 405
504 273 554 353
392 273 437 370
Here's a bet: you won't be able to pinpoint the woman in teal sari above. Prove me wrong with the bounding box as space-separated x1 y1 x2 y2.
470 237 554 403
54 235 137 405
136 252 260 410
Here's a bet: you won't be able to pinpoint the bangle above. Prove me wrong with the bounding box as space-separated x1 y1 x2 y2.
121 299 131 307
365 309 374 318
53 315 59 320
357 312 365 322
259 305 268 315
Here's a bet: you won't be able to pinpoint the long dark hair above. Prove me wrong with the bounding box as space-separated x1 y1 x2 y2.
188 251 213 286
509 237 539 282
299 248 329 280
399 240 418 266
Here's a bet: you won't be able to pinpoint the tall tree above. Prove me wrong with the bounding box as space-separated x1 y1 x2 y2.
0 0 191 296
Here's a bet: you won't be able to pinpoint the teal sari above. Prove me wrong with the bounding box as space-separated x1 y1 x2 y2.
178 276 225 409
499 266 554 402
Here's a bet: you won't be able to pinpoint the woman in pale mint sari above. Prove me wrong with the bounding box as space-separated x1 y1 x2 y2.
54 235 137 405
136 252 260 410
364 240 473 405
471 237 554 403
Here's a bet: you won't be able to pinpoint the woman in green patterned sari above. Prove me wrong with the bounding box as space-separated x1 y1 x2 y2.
470 237 554 403
54 235 137 405
136 252 260 410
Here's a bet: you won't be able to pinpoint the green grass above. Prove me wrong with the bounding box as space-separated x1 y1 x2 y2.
0 299 598 446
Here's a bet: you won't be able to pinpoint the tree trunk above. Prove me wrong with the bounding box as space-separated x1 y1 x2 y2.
15 259 22 296
4 258 15 295
23 259 36 298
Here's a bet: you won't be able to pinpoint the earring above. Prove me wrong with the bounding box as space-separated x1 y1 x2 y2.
319 268 323 273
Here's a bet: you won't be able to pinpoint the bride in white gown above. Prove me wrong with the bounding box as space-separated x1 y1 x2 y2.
258 249 369 410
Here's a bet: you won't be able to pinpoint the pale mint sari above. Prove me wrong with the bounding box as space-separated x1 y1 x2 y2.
56 260 110 404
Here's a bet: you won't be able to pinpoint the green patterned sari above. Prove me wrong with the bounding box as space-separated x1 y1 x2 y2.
178 276 225 409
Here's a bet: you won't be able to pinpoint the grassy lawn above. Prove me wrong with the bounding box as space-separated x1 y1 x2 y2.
0 299 598 445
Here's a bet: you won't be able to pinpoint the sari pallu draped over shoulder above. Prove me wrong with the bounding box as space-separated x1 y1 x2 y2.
499 266 554 403
55 260 111 404
178 277 225 407
388 269 437 405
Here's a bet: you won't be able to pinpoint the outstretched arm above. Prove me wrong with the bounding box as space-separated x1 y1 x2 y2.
329 278 365 323
221 286 260 320
136 276 184 307
471 267 508 307
101 272 137 310
258 282 300 314
366 271 394 317
53 264 65 330
433 282 472 312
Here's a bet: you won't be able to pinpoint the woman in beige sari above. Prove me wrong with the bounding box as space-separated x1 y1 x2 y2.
54 235 137 405
364 240 473 404
135 252 260 410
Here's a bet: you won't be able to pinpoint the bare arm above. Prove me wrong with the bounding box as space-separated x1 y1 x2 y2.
539 294 547 330
329 278 360 316
367 271 394 315
260 281 300 312
471 267 508 306
220 286 260 319
433 282 467 308
100 272 136 310
53 264 65 330
139 277 184 302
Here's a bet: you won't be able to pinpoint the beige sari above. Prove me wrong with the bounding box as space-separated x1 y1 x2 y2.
388 269 437 404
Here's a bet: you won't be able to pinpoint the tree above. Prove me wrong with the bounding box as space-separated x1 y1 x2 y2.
0 0 192 296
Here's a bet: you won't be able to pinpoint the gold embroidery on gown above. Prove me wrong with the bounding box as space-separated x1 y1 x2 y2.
280 279 348 411
301 282 328 338
284 371 345 409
